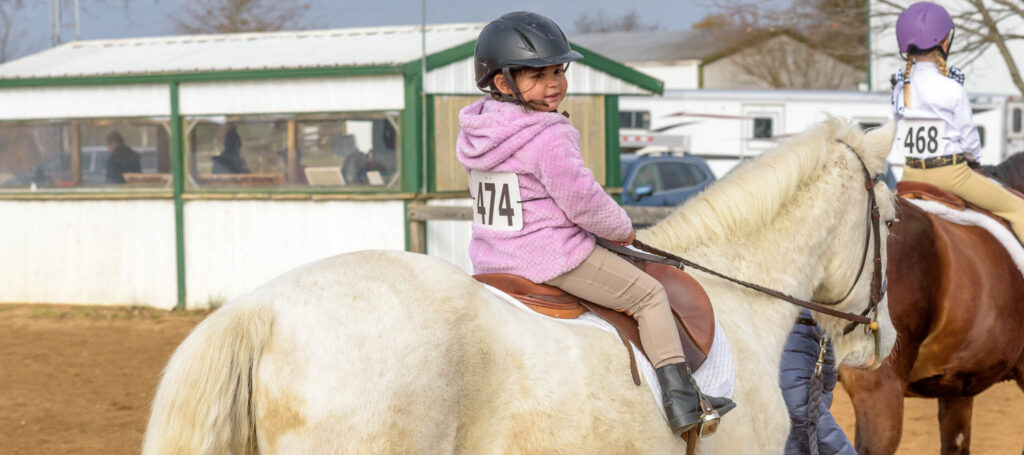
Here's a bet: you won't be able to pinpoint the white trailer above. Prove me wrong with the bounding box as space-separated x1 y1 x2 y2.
620 89 1024 179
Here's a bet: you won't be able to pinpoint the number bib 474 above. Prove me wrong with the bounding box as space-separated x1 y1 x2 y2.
895 118 948 156
470 171 524 231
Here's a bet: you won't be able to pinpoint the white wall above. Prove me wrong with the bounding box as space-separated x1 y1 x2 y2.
183 199 406 308
0 200 178 309
0 84 170 120
625 61 700 91
179 76 405 115
425 198 473 274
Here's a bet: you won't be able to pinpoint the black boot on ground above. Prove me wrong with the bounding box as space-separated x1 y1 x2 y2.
655 362 736 435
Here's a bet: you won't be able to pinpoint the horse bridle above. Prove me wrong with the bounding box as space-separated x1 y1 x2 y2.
835 140 886 338
616 139 887 341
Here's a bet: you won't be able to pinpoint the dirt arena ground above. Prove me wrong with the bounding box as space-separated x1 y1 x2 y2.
0 304 1021 454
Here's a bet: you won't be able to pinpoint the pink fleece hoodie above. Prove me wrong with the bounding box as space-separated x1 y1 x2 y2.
457 97 632 282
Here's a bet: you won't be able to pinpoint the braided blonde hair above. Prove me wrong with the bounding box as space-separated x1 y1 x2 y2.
936 53 950 77
903 57 915 108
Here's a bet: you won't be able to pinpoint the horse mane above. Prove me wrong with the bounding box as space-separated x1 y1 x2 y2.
993 152 1024 192
640 116 875 250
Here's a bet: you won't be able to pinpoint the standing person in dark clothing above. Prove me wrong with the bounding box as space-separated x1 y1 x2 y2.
105 131 141 184
780 310 856 455
212 125 250 174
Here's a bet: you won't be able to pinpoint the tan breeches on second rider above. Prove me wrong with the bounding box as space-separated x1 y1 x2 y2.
546 245 686 368
903 162 1024 243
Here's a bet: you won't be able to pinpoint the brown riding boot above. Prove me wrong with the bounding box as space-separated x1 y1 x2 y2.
656 362 736 435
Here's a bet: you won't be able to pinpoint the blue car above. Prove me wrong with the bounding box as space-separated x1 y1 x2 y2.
620 153 716 206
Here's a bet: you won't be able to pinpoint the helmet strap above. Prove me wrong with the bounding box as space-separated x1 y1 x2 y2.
502 67 527 106
940 29 955 60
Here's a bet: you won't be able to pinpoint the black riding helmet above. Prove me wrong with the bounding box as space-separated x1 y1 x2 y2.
474 11 583 105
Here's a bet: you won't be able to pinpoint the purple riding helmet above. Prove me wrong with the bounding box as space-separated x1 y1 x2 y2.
896 2 954 54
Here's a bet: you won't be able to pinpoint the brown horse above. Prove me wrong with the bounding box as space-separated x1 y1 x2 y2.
840 155 1024 455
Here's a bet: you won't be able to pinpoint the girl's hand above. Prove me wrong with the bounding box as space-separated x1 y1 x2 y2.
611 230 635 246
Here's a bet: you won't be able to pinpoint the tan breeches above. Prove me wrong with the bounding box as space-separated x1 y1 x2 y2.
903 162 1024 243
546 246 686 368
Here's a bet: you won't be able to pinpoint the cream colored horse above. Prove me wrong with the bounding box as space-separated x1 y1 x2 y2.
143 118 897 454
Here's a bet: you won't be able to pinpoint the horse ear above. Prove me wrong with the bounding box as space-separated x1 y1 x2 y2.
863 121 896 160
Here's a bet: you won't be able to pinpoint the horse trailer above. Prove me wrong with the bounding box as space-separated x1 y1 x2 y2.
619 89 1024 180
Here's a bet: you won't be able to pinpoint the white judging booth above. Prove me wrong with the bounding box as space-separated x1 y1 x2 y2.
0 23 661 309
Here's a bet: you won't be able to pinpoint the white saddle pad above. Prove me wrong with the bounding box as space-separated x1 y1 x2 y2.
483 285 736 418
906 199 1024 276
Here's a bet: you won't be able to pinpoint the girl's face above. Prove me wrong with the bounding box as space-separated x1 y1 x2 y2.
497 64 568 112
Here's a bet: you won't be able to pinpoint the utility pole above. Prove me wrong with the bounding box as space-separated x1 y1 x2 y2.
866 0 873 91
50 0 61 46
49 0 82 47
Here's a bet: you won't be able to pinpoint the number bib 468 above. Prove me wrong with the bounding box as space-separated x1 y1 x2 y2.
470 171 523 231
895 118 948 156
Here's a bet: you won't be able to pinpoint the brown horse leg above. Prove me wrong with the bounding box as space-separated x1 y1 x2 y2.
937 396 973 455
841 366 906 455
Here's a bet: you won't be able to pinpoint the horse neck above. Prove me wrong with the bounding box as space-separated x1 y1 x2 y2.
885 199 940 343
647 168 857 351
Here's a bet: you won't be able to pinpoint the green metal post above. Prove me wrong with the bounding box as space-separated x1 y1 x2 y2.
170 82 187 310
426 94 436 193
604 95 622 189
401 71 424 195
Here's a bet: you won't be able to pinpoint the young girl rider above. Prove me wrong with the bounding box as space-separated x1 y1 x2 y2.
457 11 734 437
893 2 1024 244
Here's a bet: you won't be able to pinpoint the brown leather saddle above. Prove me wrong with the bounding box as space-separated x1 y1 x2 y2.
474 259 716 380
896 180 1024 231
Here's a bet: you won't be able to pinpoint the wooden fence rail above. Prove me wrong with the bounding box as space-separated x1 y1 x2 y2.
405 203 676 253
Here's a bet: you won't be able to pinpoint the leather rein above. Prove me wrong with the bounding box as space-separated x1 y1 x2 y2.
601 139 886 336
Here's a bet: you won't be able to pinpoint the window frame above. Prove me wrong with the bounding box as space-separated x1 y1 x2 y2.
181 110 404 195
620 110 652 130
742 104 784 153
0 117 173 193
629 161 664 193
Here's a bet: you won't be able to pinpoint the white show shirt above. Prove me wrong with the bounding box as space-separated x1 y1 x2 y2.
891 61 982 162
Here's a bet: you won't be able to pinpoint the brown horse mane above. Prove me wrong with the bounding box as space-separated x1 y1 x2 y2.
982 151 1024 192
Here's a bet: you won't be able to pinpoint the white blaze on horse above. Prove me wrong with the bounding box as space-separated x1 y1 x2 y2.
142 118 898 454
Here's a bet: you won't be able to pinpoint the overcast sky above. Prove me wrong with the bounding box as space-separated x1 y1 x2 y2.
8 0 714 60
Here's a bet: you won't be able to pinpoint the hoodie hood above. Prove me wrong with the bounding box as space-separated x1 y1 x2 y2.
457 97 570 170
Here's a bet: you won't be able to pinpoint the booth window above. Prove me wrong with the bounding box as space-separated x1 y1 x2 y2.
0 119 171 190
185 113 400 189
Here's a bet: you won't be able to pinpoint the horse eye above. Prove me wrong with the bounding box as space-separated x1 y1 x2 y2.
885 219 897 228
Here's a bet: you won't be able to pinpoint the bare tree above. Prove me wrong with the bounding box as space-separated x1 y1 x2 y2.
720 32 864 89
0 0 26 62
574 8 659 33
699 0 870 68
874 0 1024 96
692 0 868 89
172 0 312 34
